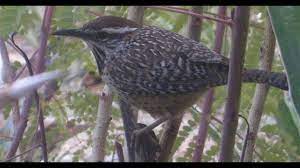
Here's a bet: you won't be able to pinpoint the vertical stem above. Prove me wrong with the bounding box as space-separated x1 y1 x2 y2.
186 6 203 40
5 6 55 161
115 141 125 162
158 6 203 162
0 38 14 84
92 85 113 161
0 38 20 157
127 6 144 27
36 6 54 162
243 13 275 162
6 96 34 160
192 6 227 162
219 6 250 162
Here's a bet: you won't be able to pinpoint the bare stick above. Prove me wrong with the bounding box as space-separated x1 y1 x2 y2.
5 6 55 162
219 6 250 162
4 144 40 162
0 38 14 84
5 95 34 160
33 6 54 162
145 6 232 26
115 141 125 162
91 84 113 161
191 106 262 158
243 13 275 162
238 114 250 162
163 6 263 30
192 6 227 162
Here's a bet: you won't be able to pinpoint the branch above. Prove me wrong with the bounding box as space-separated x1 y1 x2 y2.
192 106 262 158
145 6 232 26
127 6 145 28
115 141 125 162
192 6 226 162
34 6 54 162
219 6 250 162
5 95 34 160
91 84 113 162
243 13 275 162
163 6 263 30
0 70 63 107
5 6 55 161
238 114 250 161
0 38 14 85
4 144 40 162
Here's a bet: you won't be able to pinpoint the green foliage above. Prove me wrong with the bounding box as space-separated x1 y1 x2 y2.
0 6 40 39
268 6 300 133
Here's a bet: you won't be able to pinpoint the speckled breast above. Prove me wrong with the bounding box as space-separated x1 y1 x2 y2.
124 88 207 119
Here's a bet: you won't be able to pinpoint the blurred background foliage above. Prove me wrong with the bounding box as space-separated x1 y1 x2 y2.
0 6 299 162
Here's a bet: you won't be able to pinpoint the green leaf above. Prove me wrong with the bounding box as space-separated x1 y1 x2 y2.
268 6 300 133
276 98 300 155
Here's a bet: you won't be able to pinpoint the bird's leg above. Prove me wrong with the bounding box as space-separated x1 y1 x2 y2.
131 115 170 161
135 115 169 135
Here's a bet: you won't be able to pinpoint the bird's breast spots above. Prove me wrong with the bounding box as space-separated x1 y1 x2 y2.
125 91 205 118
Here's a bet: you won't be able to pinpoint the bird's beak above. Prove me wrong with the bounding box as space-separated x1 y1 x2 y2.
52 29 94 40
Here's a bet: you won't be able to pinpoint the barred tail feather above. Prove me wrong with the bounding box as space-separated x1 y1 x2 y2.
242 69 288 90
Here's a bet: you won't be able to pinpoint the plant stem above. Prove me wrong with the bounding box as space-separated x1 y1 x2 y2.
243 13 275 162
219 6 250 162
192 6 227 162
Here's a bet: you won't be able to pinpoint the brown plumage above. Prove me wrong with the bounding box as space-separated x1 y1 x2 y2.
53 15 288 130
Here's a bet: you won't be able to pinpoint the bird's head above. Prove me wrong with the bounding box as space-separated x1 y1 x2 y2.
52 15 139 41
52 15 139 73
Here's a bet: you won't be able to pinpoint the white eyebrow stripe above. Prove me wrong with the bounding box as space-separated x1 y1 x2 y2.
101 27 138 34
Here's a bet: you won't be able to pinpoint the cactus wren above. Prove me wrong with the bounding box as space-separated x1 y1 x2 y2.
53 16 288 134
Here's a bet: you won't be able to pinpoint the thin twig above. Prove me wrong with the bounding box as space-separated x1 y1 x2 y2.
7 6 55 162
34 6 54 162
163 6 263 30
5 95 34 160
145 6 233 26
115 141 125 162
243 13 275 161
191 106 262 159
192 6 226 162
85 9 104 17
4 144 40 162
238 114 250 162
10 31 47 161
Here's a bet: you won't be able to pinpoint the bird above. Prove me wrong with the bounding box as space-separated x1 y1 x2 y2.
52 15 288 144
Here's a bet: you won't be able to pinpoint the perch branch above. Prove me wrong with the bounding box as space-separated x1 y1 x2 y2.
192 6 227 162
243 13 275 162
219 6 250 162
145 6 232 26
91 84 113 161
